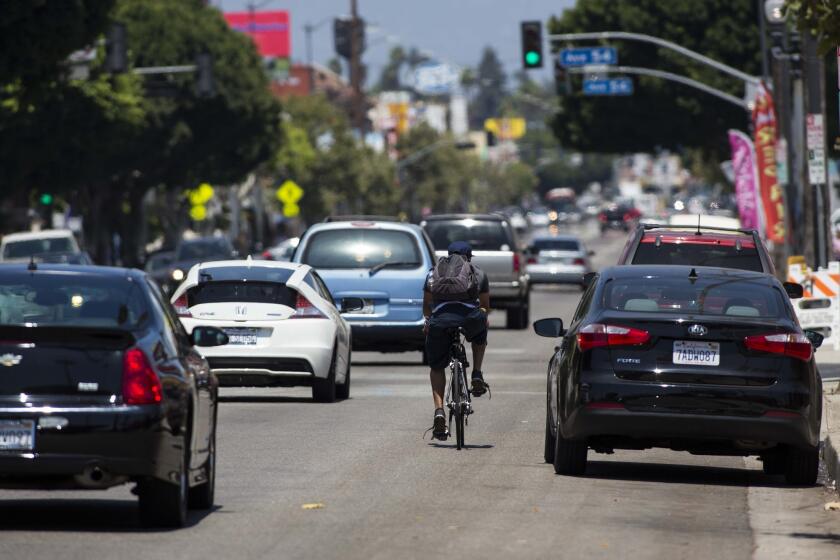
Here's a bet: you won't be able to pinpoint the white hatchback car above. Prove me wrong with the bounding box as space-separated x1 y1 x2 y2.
170 260 358 402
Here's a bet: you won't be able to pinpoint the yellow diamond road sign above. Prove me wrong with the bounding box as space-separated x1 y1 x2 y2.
276 180 303 204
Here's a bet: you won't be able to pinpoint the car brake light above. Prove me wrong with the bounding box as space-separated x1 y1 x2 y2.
527 256 537 265
744 333 812 361
173 294 191 318
573 258 585 265
262 250 273 260
293 292 325 319
513 253 521 274
122 348 162 405
598 213 607 222
577 323 650 351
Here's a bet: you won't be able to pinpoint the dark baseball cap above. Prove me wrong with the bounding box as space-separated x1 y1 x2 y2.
448 241 472 258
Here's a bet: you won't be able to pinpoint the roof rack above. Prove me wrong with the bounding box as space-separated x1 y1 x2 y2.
639 223 757 236
323 215 403 223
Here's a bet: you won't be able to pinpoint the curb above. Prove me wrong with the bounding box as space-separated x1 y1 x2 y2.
824 435 840 493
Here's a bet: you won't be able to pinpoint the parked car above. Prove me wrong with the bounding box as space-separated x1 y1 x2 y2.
598 204 641 232
534 265 823 485
526 235 593 288
421 214 530 329
293 219 436 359
145 250 175 281
171 260 356 402
0 263 228 527
260 237 299 261
160 236 237 295
0 229 81 262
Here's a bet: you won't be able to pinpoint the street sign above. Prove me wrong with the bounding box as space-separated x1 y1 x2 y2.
276 179 303 204
559 47 617 67
582 77 633 96
411 62 460 96
807 113 826 185
484 118 526 140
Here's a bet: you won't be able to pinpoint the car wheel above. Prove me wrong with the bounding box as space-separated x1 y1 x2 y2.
312 347 337 403
336 349 351 400
784 444 819 485
188 415 216 509
544 394 556 464
553 420 587 476
138 435 189 528
760 451 785 476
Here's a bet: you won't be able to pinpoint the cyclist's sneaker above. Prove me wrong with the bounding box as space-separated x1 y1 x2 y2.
432 408 448 440
471 370 489 397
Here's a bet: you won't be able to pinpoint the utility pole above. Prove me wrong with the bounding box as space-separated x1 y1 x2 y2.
304 22 315 94
349 0 364 131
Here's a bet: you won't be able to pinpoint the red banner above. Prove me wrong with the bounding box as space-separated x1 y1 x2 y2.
751 82 785 243
224 11 290 58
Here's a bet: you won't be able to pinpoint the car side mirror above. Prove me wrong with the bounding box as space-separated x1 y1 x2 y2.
341 297 365 313
533 318 565 338
192 326 229 347
783 282 804 299
804 329 824 349
582 272 597 289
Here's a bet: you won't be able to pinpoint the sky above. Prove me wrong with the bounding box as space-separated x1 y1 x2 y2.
217 0 576 84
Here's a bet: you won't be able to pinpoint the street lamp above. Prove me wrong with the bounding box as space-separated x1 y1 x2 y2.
764 0 787 24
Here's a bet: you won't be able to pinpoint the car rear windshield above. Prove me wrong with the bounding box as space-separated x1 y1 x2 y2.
532 239 580 252
424 220 512 251
603 276 784 319
187 281 297 307
3 237 74 259
0 272 148 327
632 240 763 272
302 229 421 269
176 239 232 261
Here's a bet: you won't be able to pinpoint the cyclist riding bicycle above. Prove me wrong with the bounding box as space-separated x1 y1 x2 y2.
423 241 490 440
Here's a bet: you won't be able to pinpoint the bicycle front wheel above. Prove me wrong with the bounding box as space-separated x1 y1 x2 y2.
452 362 466 450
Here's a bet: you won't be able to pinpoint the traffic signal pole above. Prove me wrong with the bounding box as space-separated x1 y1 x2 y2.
350 0 364 131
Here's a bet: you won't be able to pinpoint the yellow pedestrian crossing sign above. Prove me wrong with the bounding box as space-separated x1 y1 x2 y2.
276 180 303 204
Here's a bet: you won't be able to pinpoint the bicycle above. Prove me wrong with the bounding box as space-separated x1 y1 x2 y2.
445 327 472 450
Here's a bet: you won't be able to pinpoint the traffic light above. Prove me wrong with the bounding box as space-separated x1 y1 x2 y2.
39 193 54 206
553 58 567 95
520 21 543 69
334 17 365 60
105 23 127 73
196 52 215 98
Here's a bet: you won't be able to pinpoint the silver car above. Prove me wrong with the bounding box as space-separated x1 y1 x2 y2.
526 235 593 288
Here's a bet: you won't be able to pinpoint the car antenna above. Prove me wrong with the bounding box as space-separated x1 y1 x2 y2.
688 267 698 284
27 255 37 271
696 214 702 235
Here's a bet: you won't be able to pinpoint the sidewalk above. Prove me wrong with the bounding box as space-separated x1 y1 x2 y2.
815 348 840 492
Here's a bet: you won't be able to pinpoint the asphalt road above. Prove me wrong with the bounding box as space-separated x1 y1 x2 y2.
1 226 839 559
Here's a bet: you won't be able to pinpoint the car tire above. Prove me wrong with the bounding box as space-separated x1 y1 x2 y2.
336 349 351 400
544 400 556 464
760 452 785 476
138 436 189 528
553 422 587 476
784 444 819 485
312 348 337 403
188 414 216 509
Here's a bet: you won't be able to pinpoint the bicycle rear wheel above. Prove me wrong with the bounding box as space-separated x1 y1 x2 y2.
452 361 466 450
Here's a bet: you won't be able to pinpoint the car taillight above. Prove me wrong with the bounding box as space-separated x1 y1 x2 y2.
262 250 273 260
173 294 191 318
598 213 607 222
122 348 162 405
513 253 521 273
293 292 325 319
573 258 585 265
577 323 650 351
527 256 537 264
744 333 812 361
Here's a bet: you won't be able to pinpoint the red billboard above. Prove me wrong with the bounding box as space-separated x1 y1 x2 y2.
224 11 290 58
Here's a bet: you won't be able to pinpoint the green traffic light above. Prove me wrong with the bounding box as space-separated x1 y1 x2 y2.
525 51 541 66
39 193 53 205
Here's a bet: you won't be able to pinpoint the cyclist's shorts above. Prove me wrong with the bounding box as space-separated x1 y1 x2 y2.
426 306 488 370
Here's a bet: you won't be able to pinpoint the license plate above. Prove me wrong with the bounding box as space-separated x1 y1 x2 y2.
223 328 260 345
0 419 35 451
673 341 720 366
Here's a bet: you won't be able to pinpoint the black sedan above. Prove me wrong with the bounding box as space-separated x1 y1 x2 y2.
534 265 823 485
0 264 228 527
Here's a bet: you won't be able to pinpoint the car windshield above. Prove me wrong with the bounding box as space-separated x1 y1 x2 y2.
187 281 296 307
603 275 784 318
532 239 580 252
632 240 762 271
424 220 511 251
0 272 148 327
145 254 173 272
3 237 74 259
302 229 421 269
176 239 232 261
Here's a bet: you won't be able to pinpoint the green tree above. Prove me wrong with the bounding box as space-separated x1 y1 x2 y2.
377 46 406 91
788 0 840 52
548 0 761 160
469 47 507 128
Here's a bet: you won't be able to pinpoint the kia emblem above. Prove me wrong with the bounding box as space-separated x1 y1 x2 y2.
688 324 708 336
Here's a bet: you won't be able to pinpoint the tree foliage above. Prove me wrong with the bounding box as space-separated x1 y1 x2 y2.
548 0 762 159
469 47 507 128
788 0 840 52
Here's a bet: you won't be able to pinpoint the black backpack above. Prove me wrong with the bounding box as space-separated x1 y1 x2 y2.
430 254 478 301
